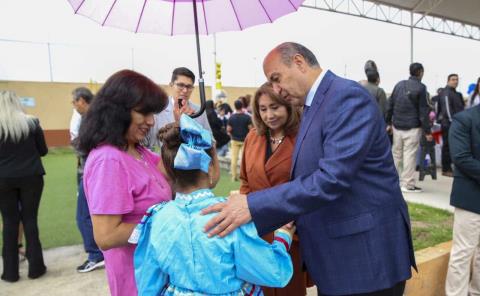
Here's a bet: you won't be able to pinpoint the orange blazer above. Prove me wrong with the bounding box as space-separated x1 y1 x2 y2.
239 129 313 295
239 129 295 194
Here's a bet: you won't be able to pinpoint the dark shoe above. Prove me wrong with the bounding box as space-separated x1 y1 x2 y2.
442 171 453 177
1 274 19 283
28 266 46 279
401 186 423 193
77 259 105 273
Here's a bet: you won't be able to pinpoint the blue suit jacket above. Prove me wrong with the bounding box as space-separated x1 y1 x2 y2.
248 71 416 295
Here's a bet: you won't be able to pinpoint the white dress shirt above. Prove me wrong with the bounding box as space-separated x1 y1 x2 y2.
69 109 82 141
305 69 328 107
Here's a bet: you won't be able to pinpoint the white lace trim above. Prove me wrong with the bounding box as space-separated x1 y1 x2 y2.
175 189 215 202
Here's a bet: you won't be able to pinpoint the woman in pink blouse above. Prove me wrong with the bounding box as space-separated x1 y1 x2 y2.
77 70 172 296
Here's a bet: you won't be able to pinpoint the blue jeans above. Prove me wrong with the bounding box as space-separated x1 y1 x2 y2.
76 177 103 262
217 144 229 157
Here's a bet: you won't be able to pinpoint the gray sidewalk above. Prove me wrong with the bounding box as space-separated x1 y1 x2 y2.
0 245 109 296
402 170 454 212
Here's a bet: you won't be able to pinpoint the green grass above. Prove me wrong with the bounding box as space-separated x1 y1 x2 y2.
408 202 453 250
1 149 453 251
212 170 241 197
38 147 82 249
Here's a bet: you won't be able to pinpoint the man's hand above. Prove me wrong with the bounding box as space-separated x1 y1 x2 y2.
173 99 195 121
425 133 434 142
202 193 252 237
386 125 392 134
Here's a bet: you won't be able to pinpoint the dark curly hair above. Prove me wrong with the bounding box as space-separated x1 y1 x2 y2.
158 122 212 189
77 69 168 154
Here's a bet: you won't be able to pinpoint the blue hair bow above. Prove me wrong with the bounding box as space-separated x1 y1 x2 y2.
174 114 212 173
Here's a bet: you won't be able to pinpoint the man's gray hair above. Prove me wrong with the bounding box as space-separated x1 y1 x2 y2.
276 42 319 67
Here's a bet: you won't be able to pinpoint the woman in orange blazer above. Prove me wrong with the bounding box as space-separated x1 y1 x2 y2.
240 83 307 296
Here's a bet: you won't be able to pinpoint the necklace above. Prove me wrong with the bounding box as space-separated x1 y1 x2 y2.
135 151 164 189
269 135 285 145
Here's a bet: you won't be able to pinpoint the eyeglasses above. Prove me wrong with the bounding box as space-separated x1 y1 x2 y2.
174 83 194 91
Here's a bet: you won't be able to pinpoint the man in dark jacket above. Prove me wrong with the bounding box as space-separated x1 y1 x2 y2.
445 105 480 295
437 74 465 176
362 60 387 120
227 100 252 181
386 63 432 193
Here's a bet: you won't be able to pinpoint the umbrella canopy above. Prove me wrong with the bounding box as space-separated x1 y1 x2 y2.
68 0 303 35
67 0 305 116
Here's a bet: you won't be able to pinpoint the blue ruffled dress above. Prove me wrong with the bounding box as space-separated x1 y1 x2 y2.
130 189 293 296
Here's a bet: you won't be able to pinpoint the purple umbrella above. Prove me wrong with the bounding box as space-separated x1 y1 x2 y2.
67 0 305 117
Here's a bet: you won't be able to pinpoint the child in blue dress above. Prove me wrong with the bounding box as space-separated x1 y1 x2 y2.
129 114 294 296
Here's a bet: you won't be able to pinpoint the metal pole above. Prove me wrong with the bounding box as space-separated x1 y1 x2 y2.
212 33 217 100
190 0 206 118
47 42 54 82
410 11 414 63
131 47 135 70
213 33 217 66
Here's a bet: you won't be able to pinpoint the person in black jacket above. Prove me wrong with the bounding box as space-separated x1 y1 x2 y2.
227 100 253 181
386 63 433 193
445 105 480 295
205 100 230 156
437 74 465 177
361 60 388 120
0 91 48 282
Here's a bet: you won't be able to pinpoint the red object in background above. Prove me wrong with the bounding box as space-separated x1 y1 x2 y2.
432 130 442 144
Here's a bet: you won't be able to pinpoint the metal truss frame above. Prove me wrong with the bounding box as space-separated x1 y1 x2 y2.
301 0 480 42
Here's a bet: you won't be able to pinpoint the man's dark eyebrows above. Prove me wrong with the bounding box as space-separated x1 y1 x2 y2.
269 73 279 82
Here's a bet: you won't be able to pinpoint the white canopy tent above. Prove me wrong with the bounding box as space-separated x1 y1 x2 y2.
302 0 480 62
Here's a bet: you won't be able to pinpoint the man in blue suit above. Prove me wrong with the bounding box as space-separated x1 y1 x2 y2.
203 42 416 295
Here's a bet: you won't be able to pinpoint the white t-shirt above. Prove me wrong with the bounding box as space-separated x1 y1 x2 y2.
469 93 480 108
69 109 82 141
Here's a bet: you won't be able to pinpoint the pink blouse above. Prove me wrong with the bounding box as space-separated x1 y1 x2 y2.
83 144 172 296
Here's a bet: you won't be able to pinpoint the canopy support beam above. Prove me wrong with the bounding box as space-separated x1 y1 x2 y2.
302 0 480 41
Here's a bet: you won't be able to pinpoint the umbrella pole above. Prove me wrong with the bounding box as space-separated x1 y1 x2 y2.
190 0 206 118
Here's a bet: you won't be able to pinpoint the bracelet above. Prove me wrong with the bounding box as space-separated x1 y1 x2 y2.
274 228 293 238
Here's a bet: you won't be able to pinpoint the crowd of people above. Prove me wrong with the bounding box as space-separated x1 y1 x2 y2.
361 62 479 190
0 42 479 296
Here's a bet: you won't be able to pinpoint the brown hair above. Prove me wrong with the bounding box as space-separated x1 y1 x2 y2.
158 122 212 189
251 82 301 136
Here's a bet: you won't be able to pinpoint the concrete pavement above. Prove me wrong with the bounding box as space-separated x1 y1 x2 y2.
402 170 454 212
0 245 109 296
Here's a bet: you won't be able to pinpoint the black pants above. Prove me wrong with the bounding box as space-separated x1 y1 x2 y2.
441 125 452 172
318 281 406 296
0 176 46 281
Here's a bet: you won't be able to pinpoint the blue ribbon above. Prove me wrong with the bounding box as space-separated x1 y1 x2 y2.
173 114 212 173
